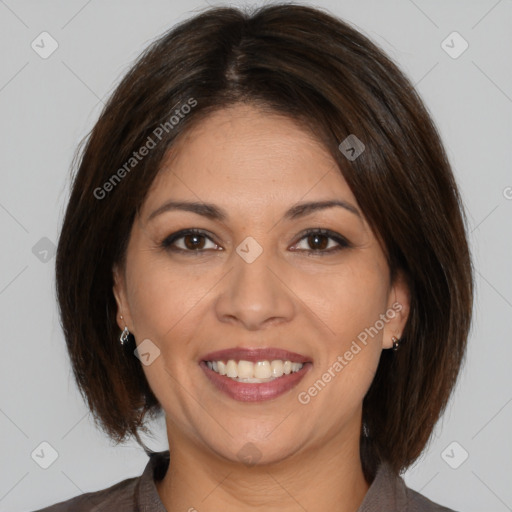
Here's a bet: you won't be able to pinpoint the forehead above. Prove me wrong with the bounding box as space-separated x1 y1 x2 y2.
142 104 358 217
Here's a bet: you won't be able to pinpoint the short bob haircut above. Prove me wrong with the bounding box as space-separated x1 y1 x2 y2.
55 3 473 483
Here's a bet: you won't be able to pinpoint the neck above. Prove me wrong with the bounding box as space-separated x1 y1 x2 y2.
156 419 370 512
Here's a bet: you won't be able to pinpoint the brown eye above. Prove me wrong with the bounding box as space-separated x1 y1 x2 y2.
291 228 351 254
161 229 220 253
306 233 329 250
182 233 207 250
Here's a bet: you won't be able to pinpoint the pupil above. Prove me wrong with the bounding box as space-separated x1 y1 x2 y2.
185 234 204 250
309 234 327 250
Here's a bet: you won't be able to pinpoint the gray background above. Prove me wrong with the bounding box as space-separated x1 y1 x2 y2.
1 0 511 510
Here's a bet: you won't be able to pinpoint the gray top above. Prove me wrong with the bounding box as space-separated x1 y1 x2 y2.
30 450 458 511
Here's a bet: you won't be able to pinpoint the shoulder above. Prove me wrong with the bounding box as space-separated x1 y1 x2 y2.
403 485 460 512
28 473 139 512
358 461 460 512
28 450 170 512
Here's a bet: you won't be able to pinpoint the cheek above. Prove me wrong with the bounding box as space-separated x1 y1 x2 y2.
125 255 186 341
292 259 389 346
123 256 212 402
320 261 389 403
292 259 388 405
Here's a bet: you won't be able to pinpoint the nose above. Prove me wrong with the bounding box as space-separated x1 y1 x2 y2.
214 242 295 330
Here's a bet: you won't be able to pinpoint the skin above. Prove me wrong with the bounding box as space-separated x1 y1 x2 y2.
113 103 410 512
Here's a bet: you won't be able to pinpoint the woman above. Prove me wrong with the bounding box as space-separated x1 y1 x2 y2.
34 3 473 511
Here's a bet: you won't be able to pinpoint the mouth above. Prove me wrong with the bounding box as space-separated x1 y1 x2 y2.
199 347 312 402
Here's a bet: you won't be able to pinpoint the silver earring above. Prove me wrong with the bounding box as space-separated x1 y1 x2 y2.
119 314 130 346
120 326 130 345
392 336 401 351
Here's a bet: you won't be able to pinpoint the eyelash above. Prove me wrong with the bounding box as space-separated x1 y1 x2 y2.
160 228 351 256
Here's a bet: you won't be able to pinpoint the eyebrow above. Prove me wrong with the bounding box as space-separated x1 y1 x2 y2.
147 199 361 222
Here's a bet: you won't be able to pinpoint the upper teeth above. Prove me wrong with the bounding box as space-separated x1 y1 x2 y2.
206 359 304 380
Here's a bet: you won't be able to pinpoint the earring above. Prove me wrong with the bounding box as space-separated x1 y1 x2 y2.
391 336 401 351
119 315 130 346
120 326 130 345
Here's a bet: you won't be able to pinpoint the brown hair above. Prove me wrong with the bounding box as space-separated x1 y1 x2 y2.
55 3 473 482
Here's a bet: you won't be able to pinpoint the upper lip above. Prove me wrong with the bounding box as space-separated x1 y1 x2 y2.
200 347 312 364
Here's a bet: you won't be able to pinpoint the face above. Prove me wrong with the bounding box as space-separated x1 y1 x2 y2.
113 104 409 466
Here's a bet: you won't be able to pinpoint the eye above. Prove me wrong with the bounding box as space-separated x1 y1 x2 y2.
160 229 221 253
160 228 351 255
290 228 351 254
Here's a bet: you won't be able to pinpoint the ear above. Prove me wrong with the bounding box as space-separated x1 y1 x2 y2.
112 263 133 332
382 269 410 349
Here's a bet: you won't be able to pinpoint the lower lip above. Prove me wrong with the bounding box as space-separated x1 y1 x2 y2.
200 361 312 402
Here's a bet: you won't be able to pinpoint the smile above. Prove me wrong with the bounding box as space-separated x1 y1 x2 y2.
199 347 312 402
206 359 304 382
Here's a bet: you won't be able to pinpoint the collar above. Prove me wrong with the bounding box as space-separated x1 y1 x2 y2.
135 450 169 511
356 460 410 511
135 450 410 511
